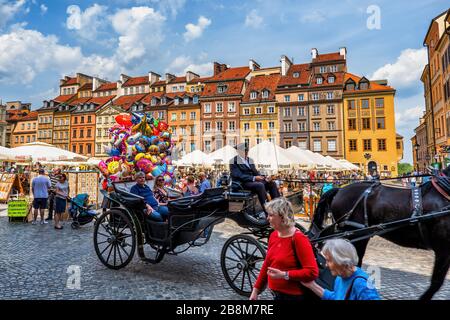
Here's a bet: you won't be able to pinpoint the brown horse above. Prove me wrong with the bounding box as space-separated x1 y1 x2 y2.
311 176 450 300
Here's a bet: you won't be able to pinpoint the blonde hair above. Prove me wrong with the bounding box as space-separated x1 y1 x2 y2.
264 197 295 227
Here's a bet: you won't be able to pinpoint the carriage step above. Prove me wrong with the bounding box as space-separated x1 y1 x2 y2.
338 221 366 230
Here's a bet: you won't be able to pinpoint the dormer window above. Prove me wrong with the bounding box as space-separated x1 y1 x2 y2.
262 90 269 98
184 97 189 104
90 104 95 110
151 98 157 106
50 101 54 107
359 81 369 90
328 76 335 83
319 66 327 73
217 84 227 93
132 105 137 111
162 97 167 104
330 65 338 72
193 95 199 104
250 91 257 99
316 77 323 85
77 106 81 111
293 72 299 78
139 104 144 111
44 101 49 108
174 98 179 105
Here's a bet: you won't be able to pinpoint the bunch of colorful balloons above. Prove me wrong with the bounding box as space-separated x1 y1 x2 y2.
98 112 176 189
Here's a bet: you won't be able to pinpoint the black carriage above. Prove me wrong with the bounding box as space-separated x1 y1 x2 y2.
94 183 294 296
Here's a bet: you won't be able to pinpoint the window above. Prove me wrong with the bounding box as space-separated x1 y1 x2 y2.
298 107 305 116
27 123 31 129
268 106 275 113
316 77 323 84
255 107 262 114
79 129 84 138
72 145 76 153
190 112 196 120
363 139 372 151
204 103 211 113
32 135 35 142
328 76 335 83
313 122 320 131
193 95 199 104
298 122 306 131
284 95 290 102
284 108 291 117
375 98 384 108
312 93 319 100
326 92 333 100
268 122 275 130
87 144 92 155
376 118 385 129
181 112 186 120
361 99 369 109
348 119 357 130
217 85 227 93
72 130 76 138
256 122 262 131
396 141 401 150
171 113 177 121
244 108 250 115
348 100 356 110
328 140 336 152
216 103 223 113
285 140 292 148
174 98 179 105
87 129 91 138
313 140 321 152
15 136 19 143
216 122 223 132
346 83 355 91
250 91 257 99
359 82 369 90
297 94 304 101
330 65 338 72
313 106 320 116
298 141 307 150
204 141 211 152
362 118 371 130
349 139 357 151
158 111 164 119
262 90 269 98
244 123 250 131
327 121 335 130
184 97 189 104
180 127 186 135
293 72 299 78
124 88 129 95
171 126 177 135
319 66 327 73
33 123 36 129
21 124 24 130
256 138 262 144
228 102 236 112
81 116 84 124
97 129 101 137
327 105 335 114
284 122 292 132
205 122 211 132
228 121 235 131
377 139 387 151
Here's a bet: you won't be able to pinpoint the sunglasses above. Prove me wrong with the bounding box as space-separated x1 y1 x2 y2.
157 179 164 182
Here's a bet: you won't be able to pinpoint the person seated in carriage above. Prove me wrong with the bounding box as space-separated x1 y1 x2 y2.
230 143 280 210
130 171 169 222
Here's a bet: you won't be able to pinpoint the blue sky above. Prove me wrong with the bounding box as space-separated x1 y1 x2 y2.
0 0 449 163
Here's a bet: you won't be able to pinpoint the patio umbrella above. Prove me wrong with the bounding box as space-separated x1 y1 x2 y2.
248 140 293 173
8 142 88 162
286 146 316 168
177 150 213 166
206 145 238 165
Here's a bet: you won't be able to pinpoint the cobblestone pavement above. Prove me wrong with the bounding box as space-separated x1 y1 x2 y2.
0 212 448 300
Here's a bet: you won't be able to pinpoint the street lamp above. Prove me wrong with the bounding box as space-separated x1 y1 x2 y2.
414 142 420 171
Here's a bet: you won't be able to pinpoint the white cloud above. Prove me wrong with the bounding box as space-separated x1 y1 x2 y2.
111 6 166 66
183 16 211 42
245 9 263 29
0 0 27 29
300 10 326 23
0 28 119 85
40 4 47 15
133 0 185 17
371 48 427 89
66 4 108 41
167 55 212 76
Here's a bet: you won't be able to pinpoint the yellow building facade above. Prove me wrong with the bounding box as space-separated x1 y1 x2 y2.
343 73 402 177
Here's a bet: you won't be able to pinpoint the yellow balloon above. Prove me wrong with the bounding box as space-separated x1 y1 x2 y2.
135 153 145 161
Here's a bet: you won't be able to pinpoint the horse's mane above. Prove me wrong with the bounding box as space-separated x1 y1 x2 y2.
420 180 433 196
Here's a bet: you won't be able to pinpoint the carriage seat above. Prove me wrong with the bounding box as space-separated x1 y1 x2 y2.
168 188 226 212
114 187 145 206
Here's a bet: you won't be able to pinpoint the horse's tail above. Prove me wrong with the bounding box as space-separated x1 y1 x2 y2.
310 188 339 234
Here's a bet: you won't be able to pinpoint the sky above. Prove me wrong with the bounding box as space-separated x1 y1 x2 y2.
0 0 449 164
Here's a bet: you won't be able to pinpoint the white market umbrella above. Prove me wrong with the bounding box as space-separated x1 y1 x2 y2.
206 145 238 165
0 146 16 161
286 146 316 169
303 150 331 170
177 150 213 166
338 159 360 171
248 140 293 173
8 142 88 162
325 156 347 170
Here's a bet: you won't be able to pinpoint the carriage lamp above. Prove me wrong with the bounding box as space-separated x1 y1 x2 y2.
414 143 420 170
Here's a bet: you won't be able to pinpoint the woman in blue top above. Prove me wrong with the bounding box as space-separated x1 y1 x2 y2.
301 239 380 300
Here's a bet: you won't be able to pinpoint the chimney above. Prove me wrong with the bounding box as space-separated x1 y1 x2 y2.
339 47 347 60
92 77 101 91
165 73 176 83
311 48 318 60
280 55 292 76
120 74 130 83
117 80 123 97
249 59 260 71
213 62 222 76
148 71 161 85
186 71 199 83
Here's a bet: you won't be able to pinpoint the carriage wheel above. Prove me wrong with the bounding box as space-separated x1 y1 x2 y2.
221 234 266 297
71 221 80 229
93 209 136 270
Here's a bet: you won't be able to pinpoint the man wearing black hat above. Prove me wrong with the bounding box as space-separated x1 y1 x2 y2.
230 143 280 209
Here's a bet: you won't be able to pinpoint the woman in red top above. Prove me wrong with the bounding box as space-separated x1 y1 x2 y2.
250 197 319 300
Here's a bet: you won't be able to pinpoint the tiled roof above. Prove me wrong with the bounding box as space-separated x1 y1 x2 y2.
187 76 212 84
202 80 245 97
122 76 149 87
53 94 76 103
151 80 166 87
112 94 147 111
61 77 78 86
344 73 394 92
7 111 30 122
312 52 345 63
68 97 92 107
79 83 93 91
310 72 345 88
242 74 281 102
94 82 117 92
277 63 310 87
89 95 116 109
20 111 38 121
141 92 166 104
208 66 250 82
169 76 187 84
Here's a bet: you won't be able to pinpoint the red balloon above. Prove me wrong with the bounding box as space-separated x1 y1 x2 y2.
115 113 133 127
157 121 169 131
152 128 160 136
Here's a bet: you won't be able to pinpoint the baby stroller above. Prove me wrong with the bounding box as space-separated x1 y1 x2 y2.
69 193 97 229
